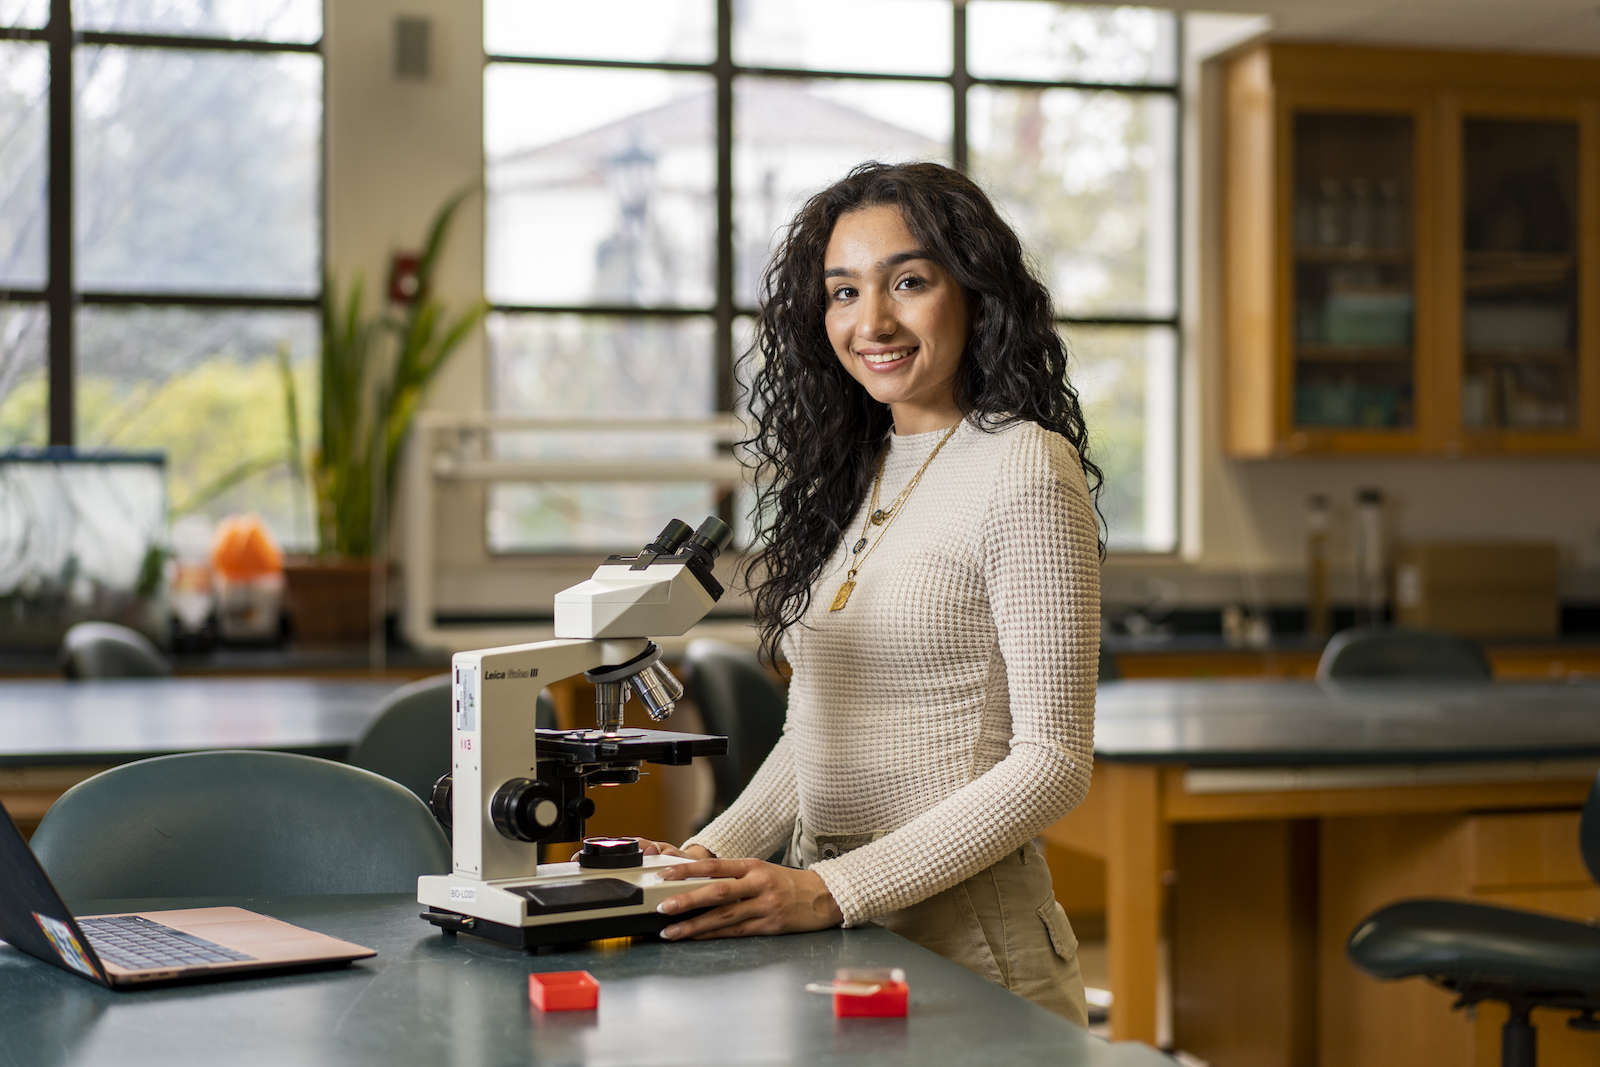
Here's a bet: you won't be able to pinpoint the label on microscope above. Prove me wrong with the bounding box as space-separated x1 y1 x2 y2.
450 887 477 902
455 667 478 732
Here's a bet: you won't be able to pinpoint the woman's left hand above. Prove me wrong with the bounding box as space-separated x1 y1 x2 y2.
656 860 843 940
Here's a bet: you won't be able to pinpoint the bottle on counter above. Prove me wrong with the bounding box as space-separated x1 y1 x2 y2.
1354 487 1386 626
1306 494 1332 639
169 515 216 651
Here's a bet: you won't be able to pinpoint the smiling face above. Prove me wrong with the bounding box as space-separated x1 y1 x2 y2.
822 204 970 435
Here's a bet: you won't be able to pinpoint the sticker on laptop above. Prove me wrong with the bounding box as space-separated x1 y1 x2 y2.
32 912 100 979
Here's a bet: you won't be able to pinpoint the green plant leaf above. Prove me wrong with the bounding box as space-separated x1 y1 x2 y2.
303 186 483 559
170 449 288 517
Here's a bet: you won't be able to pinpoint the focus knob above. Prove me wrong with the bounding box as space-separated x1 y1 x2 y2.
489 778 563 842
429 773 452 831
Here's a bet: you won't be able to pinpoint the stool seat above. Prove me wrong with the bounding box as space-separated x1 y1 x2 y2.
1349 899 1600 997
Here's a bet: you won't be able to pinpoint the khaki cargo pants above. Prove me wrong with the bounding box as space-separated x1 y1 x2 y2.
789 824 1089 1025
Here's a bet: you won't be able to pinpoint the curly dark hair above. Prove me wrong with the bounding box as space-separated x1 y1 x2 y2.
739 160 1104 664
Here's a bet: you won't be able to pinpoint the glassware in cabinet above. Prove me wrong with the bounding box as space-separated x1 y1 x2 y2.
1290 111 1416 431
1459 118 1579 433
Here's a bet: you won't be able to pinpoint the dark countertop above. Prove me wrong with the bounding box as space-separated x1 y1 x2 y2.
1102 634 1600 655
8 677 1600 771
0 678 401 767
0 893 1167 1067
1095 679 1600 766
0 644 449 679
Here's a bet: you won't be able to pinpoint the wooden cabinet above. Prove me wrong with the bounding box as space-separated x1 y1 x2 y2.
1224 43 1600 456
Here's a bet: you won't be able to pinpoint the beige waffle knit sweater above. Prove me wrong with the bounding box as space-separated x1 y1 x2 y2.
685 417 1100 925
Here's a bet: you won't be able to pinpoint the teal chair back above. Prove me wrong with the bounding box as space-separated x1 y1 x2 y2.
348 674 557 801
30 750 450 901
61 621 170 679
1316 625 1491 682
683 639 787 816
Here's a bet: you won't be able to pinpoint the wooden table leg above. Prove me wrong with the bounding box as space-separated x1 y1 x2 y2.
1105 762 1163 1043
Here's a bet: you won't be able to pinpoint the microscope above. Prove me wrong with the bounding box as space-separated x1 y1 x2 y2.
418 516 734 949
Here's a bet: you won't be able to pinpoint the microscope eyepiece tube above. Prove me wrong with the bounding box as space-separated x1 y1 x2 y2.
683 515 733 566
629 659 684 722
645 518 694 555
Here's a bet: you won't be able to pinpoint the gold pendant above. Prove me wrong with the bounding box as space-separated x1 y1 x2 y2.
829 581 856 611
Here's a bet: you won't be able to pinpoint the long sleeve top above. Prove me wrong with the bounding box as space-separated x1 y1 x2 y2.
685 416 1100 925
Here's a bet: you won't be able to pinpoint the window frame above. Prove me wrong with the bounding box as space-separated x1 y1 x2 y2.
484 0 1184 554
2 0 325 446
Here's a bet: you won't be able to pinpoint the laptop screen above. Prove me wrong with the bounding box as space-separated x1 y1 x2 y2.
0 802 109 986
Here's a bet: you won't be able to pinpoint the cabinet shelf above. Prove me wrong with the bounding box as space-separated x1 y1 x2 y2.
1296 345 1412 363
1464 252 1576 293
1294 247 1412 265
1464 348 1576 363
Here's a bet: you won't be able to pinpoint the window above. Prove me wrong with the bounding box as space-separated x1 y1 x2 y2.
0 0 322 546
484 0 1179 553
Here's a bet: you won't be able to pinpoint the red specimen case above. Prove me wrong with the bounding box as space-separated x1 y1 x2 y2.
529 970 600 1011
833 969 908 1018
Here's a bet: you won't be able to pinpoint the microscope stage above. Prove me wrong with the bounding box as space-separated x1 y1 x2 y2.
533 727 727 766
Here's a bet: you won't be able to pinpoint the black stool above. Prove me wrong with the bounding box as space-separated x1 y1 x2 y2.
1346 771 1600 1067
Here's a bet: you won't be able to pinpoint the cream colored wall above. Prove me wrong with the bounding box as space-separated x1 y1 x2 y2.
326 0 483 410
325 0 486 597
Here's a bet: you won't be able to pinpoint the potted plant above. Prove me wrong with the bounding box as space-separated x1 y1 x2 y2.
281 188 488 644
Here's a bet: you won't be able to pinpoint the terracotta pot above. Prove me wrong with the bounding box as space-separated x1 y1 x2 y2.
282 557 380 645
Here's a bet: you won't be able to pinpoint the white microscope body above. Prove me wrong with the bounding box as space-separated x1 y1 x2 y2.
417 517 734 948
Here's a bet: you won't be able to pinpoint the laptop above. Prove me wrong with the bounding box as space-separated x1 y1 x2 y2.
0 801 375 987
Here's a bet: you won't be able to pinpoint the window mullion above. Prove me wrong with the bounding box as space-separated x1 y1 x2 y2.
952 0 968 172
46 0 72 446
714 0 734 414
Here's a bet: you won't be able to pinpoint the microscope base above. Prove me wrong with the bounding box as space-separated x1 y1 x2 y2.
420 905 712 950
418 858 723 951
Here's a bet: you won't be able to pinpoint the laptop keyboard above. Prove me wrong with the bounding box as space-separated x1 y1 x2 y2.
80 915 257 971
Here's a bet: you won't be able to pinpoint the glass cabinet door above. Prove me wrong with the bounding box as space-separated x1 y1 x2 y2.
1460 118 1579 433
1290 112 1416 431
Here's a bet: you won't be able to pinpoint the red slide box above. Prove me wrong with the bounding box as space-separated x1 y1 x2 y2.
529 970 600 1011
822 968 908 1018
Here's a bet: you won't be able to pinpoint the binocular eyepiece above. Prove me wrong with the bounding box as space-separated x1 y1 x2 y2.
644 515 732 566
578 517 730 735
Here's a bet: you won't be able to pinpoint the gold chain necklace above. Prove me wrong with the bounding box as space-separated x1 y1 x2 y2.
828 423 960 612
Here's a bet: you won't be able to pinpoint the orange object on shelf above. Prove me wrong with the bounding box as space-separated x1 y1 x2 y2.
529 970 599 1012
211 515 284 580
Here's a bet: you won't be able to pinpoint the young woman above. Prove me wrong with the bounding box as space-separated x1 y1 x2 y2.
643 161 1103 1023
